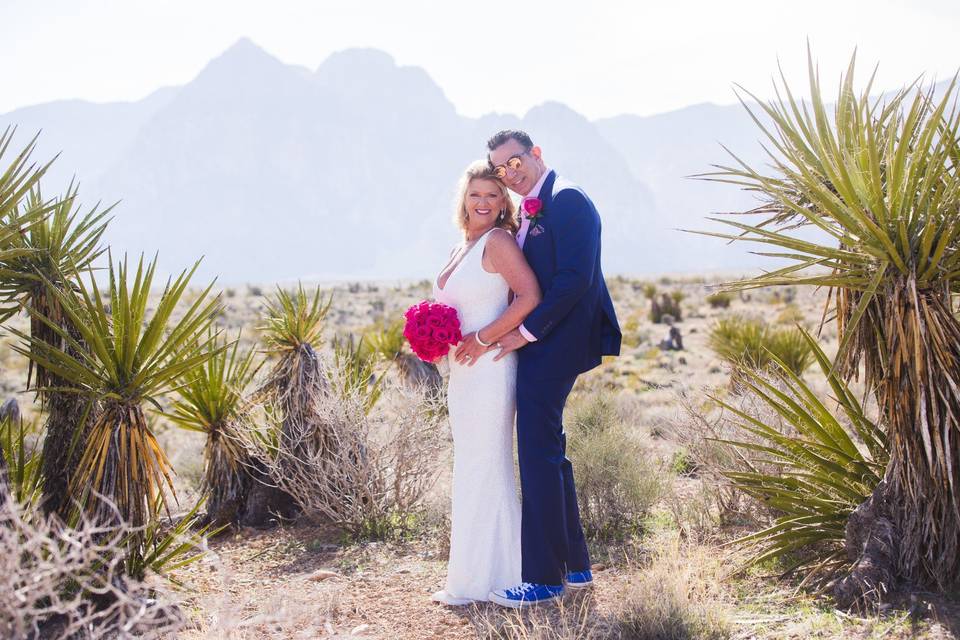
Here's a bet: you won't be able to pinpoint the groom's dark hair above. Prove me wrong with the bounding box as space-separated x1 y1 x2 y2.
486 130 534 159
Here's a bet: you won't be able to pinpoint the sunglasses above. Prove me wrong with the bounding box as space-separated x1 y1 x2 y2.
492 153 527 179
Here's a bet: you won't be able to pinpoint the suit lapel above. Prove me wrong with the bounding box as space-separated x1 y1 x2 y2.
522 170 557 257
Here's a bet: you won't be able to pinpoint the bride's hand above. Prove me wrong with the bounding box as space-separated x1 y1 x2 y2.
453 331 491 367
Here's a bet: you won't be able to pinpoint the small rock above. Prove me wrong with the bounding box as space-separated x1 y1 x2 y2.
678 356 687 365
396 568 411 574
351 623 370 635
308 569 340 582
591 563 607 572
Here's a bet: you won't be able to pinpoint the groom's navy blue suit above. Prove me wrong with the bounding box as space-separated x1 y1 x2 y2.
517 170 621 585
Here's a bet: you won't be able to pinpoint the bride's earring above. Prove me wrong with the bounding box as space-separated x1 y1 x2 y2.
498 209 505 221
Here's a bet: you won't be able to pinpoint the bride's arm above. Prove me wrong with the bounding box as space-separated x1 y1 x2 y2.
474 228 541 344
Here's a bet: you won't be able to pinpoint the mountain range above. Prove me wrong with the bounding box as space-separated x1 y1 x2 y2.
0 38 853 282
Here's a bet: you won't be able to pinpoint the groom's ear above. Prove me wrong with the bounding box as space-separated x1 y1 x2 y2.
531 146 543 162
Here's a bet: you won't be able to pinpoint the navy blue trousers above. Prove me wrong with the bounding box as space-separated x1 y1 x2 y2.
516 374 590 585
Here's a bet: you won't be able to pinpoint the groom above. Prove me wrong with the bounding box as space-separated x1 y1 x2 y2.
486 130 621 607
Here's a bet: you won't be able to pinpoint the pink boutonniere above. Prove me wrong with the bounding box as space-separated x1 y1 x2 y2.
521 197 544 223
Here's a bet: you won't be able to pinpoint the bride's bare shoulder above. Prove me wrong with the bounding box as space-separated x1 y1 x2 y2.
486 227 518 250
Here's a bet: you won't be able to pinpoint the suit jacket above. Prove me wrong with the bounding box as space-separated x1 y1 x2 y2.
519 170 621 381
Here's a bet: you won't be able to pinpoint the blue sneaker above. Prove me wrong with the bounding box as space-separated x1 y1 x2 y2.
488 582 564 608
565 569 593 589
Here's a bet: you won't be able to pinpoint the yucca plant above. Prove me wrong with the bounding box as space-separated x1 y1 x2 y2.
165 331 261 527
8 253 221 561
365 318 441 392
711 330 888 588
330 335 382 414
0 128 60 321
2 185 112 518
708 315 814 387
0 406 44 507
3 184 111 395
699 51 960 598
256 282 331 419
243 283 333 525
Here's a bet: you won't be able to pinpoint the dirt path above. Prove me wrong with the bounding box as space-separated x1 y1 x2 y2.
174 523 631 639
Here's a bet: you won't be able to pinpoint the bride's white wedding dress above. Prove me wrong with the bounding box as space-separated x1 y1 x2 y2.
431 228 522 605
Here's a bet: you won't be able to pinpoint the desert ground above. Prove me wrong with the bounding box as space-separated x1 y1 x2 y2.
3 275 959 639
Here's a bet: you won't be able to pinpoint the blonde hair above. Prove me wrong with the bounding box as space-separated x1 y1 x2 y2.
453 160 518 237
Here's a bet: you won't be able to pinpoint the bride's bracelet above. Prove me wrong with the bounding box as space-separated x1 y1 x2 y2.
475 331 493 347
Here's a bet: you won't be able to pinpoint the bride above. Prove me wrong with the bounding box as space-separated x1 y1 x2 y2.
430 160 542 605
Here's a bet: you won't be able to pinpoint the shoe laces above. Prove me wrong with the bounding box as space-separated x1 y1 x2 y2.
507 582 536 597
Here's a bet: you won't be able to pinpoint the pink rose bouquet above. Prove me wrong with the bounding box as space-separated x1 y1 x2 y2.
403 300 462 362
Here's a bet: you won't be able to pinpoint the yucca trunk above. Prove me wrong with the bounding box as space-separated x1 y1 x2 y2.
38 313 98 519
202 426 252 527
835 277 960 601
74 402 174 535
240 345 324 527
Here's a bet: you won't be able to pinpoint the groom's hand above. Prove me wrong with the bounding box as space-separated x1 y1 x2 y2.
454 331 491 367
492 329 529 361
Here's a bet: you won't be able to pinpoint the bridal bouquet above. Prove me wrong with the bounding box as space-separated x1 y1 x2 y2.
403 301 462 362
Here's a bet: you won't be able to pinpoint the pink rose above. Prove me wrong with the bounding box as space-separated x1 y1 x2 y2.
434 327 452 343
522 197 543 217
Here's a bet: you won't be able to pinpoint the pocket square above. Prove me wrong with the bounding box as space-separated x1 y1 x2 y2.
529 224 545 237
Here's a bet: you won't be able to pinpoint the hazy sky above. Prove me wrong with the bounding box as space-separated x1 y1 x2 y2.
2 0 958 119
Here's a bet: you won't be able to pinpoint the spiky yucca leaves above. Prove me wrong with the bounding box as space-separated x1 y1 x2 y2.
0 413 44 507
699 52 960 593
256 283 331 428
9 255 221 555
331 335 383 414
2 186 112 518
3 185 111 395
0 128 60 322
260 282 331 355
708 316 815 387
712 330 888 588
256 283 331 434
166 331 261 527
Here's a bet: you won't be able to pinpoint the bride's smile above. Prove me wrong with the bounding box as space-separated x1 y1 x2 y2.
465 180 507 236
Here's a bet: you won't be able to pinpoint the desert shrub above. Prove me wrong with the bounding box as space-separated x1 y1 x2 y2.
670 448 697 476
567 394 667 541
244 376 445 541
330 334 383 413
708 315 814 383
705 291 732 309
650 292 683 324
671 392 779 527
621 313 643 348
616 535 730 640
0 499 187 640
775 303 806 326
